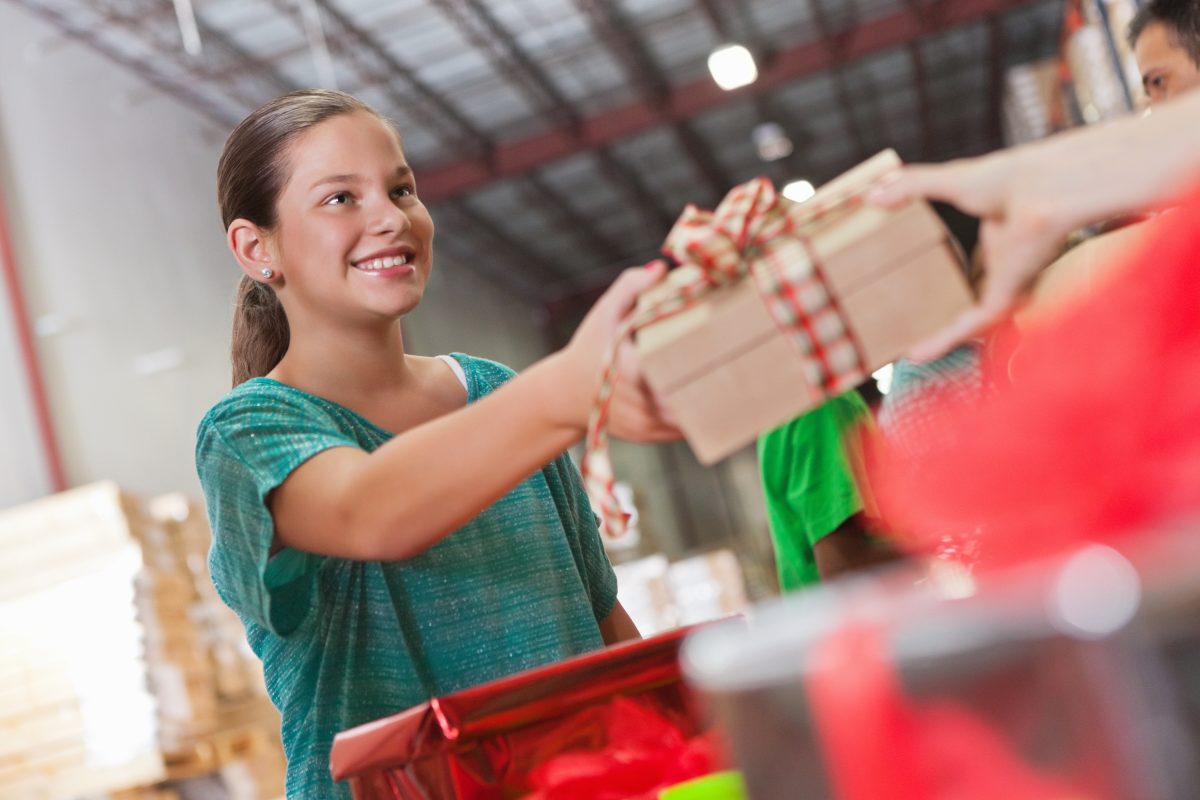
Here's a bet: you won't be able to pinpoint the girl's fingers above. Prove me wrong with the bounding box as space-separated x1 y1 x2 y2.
598 261 667 321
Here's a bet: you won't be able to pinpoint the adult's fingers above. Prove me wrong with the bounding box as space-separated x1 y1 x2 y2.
906 218 1055 361
907 306 997 362
868 163 969 210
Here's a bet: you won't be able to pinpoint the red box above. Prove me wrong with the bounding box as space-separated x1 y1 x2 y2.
330 627 708 799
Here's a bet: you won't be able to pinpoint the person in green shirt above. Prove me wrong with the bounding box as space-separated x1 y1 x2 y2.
197 90 677 798
758 392 897 591
759 345 985 591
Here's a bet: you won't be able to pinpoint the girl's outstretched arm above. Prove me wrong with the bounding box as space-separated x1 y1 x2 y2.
270 264 679 561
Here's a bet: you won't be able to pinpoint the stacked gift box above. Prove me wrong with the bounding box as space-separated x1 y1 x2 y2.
631 149 973 466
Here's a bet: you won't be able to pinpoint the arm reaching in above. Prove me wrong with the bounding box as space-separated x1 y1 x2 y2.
870 92 1200 359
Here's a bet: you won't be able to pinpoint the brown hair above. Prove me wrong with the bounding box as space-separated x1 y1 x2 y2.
1129 0 1200 66
217 89 391 386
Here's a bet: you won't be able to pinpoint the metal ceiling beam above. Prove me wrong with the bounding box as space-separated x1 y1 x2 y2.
693 0 819 183
524 177 625 267
9 0 238 127
986 15 1007 149
440 200 576 294
903 1 936 161
907 43 934 161
416 0 1040 203
62 0 289 111
209 4 695 96
429 0 577 129
246 0 552 300
429 0 671 263
428 0 632 266
430 228 545 306
79 0 294 109
806 0 870 163
577 0 733 202
303 0 493 158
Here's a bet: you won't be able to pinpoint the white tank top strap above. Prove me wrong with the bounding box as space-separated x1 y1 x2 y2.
436 354 468 391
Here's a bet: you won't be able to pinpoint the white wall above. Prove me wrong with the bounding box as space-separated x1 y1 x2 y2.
0 2 548 508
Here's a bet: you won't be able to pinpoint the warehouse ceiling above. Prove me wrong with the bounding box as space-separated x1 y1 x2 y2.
9 0 1064 318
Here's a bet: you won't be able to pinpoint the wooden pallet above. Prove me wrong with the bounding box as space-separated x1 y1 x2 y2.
162 723 274 781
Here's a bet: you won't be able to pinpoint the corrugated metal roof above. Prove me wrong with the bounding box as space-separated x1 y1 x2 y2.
10 0 1065 310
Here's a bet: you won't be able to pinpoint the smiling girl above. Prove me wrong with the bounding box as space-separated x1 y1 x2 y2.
195 90 677 798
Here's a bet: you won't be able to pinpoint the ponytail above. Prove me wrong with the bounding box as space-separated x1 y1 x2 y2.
231 275 289 386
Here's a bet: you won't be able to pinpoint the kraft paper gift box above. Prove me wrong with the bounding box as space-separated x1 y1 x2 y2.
329 625 714 800
635 149 974 465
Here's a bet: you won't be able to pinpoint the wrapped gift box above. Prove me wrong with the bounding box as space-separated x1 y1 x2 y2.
330 626 712 800
635 150 974 464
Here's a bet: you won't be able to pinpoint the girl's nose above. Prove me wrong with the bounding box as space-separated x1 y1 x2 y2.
367 195 411 236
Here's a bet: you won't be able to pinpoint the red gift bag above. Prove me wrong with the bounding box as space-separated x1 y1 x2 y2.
330 626 721 800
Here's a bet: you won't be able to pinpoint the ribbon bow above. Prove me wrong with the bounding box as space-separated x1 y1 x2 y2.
582 174 881 538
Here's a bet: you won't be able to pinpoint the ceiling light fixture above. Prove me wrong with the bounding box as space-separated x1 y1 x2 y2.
781 179 815 203
708 44 758 91
752 122 793 161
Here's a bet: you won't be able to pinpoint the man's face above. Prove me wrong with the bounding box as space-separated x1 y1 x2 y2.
1134 20 1200 106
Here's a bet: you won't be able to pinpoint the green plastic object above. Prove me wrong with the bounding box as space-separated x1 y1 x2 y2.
658 770 748 800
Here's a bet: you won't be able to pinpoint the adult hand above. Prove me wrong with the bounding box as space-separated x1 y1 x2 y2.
869 152 1070 359
870 96 1200 359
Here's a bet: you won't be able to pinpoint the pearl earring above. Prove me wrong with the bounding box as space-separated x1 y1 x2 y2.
260 268 274 280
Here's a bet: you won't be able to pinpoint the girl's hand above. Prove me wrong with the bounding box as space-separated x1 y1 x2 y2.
558 261 682 442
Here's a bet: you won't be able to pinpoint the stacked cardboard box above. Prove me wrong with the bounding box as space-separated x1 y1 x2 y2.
0 483 166 798
147 495 266 704
0 483 285 799
614 549 748 636
108 490 220 753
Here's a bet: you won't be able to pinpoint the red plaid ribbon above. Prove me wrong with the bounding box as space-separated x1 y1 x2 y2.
582 175 883 538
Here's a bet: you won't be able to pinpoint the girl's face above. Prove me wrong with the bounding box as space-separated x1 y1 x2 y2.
270 111 435 327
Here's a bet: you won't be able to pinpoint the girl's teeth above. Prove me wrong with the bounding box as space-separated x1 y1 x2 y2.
359 255 409 270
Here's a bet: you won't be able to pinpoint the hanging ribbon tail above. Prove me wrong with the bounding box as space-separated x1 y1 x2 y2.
580 309 641 539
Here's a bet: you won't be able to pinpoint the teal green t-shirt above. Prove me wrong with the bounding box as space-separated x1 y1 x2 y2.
195 354 617 799
757 392 871 591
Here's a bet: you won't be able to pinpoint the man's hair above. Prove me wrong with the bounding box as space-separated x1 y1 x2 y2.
1129 0 1200 66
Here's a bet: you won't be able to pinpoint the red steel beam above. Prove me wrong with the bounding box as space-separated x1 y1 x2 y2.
0 185 67 493
416 0 1039 202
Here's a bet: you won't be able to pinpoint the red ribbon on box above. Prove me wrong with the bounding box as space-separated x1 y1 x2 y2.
330 626 711 800
582 173 888 538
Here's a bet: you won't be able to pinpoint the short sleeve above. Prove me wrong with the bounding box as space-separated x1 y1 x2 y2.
195 385 360 636
543 453 619 623
757 392 871 590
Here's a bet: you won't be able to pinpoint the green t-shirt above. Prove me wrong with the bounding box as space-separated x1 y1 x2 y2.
757 392 871 591
195 354 617 799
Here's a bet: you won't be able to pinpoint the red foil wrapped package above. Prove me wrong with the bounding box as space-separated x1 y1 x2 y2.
330 626 717 799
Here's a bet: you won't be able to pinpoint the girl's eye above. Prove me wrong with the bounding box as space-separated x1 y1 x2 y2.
392 184 414 199
325 192 351 206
